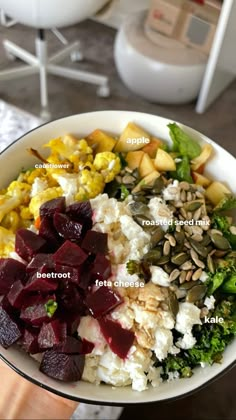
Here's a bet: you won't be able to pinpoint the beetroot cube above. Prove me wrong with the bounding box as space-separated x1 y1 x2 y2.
85 286 122 318
53 241 87 267
0 305 22 348
53 213 83 240
38 320 67 349
26 254 54 274
0 258 26 295
7 280 27 308
66 201 92 220
91 254 111 281
21 328 40 354
39 216 61 249
40 350 85 382
81 339 94 355
79 261 92 290
40 197 66 218
54 336 83 354
20 296 57 326
81 231 108 255
58 282 84 313
15 229 46 262
58 312 81 335
24 267 58 293
55 264 81 285
98 318 135 359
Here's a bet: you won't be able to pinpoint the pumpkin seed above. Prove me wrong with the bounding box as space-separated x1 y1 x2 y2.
167 290 179 318
179 280 197 290
133 215 151 227
157 255 170 265
207 254 215 273
175 230 185 244
129 201 149 215
171 252 189 266
201 234 211 246
152 177 164 194
143 249 162 263
186 284 207 303
169 269 180 282
214 250 229 257
163 240 171 256
123 175 136 184
210 229 223 236
132 168 140 179
210 233 231 250
185 201 202 212
150 227 165 248
163 263 175 274
189 239 208 258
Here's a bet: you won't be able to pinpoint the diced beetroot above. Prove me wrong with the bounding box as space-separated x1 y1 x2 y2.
78 261 92 290
54 336 83 354
40 350 85 382
39 217 61 249
53 213 83 241
7 280 27 309
53 241 87 267
24 267 58 293
26 254 54 274
38 320 67 349
0 258 26 295
58 312 81 335
81 231 108 255
85 286 122 318
20 296 57 326
66 201 92 220
91 254 111 281
81 339 94 355
98 318 135 359
20 328 40 354
21 294 47 309
55 264 81 285
40 197 66 218
15 229 46 262
58 282 84 313
0 305 22 348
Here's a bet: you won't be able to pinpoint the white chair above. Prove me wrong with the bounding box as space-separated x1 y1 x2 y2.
0 0 110 118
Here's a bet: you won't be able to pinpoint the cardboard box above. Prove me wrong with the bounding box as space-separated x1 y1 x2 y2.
145 0 221 55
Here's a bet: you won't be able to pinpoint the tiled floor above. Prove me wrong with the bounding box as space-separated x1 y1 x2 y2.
0 19 235 420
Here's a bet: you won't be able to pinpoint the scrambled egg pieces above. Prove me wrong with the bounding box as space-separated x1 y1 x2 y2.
0 135 121 257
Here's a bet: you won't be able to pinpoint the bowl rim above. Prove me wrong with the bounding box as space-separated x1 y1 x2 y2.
0 110 235 405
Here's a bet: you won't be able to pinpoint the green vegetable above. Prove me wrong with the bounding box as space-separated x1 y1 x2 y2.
170 156 193 183
116 153 127 169
120 185 129 200
168 123 201 159
207 271 227 295
222 274 236 293
212 214 236 250
214 195 236 212
126 260 140 275
44 299 58 317
126 259 150 282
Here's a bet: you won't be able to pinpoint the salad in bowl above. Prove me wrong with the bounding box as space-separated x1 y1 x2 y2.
0 111 235 404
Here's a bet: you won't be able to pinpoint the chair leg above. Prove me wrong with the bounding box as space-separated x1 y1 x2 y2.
48 64 110 97
35 35 50 120
0 65 37 81
3 40 38 66
49 40 82 64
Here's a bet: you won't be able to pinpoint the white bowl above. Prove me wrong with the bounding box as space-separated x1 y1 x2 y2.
0 110 235 405
114 12 207 104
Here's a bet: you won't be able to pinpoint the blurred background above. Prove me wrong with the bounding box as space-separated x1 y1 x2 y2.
0 0 235 419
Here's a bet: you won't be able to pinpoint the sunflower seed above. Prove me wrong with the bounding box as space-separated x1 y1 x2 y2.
169 269 181 282
187 191 192 202
191 233 203 242
201 215 211 230
180 208 187 218
165 233 176 247
175 201 184 208
180 181 190 191
184 240 191 249
180 261 193 270
180 190 187 202
179 271 187 283
201 307 209 317
191 226 203 235
176 224 181 232
187 212 193 220
193 208 202 221
196 191 204 198
186 270 193 282
190 248 205 269
163 240 171 256
230 226 236 235
184 225 192 235
192 268 203 281
123 175 136 184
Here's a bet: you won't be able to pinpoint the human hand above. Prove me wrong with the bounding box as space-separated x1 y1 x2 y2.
0 359 78 420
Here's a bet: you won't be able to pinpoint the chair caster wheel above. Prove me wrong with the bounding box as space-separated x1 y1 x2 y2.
70 51 84 62
97 84 110 98
40 108 51 122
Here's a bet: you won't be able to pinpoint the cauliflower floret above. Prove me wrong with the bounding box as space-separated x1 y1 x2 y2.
0 195 20 222
93 152 121 183
30 177 48 197
29 187 62 218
